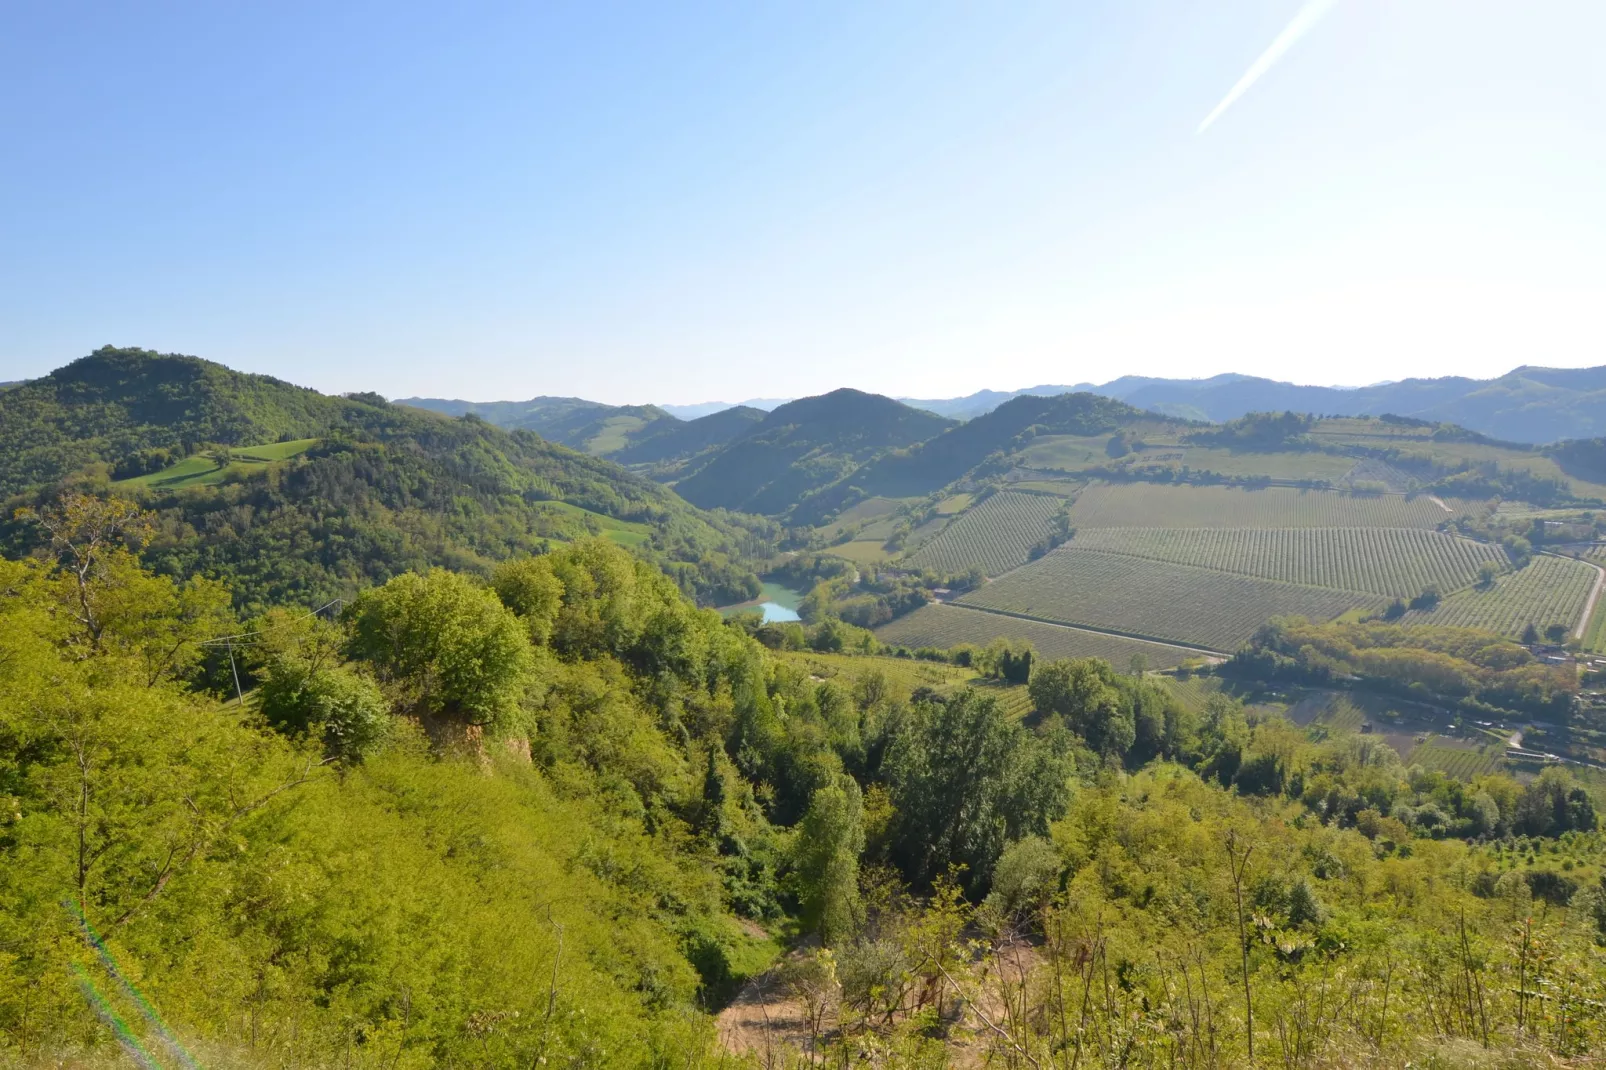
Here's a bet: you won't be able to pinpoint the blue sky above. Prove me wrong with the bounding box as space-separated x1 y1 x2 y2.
2 1 1603 404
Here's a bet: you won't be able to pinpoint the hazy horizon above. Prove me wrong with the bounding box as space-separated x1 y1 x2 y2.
4 1 1603 403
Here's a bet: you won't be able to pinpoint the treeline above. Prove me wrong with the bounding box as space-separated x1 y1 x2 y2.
767 553 978 630
1227 617 1579 720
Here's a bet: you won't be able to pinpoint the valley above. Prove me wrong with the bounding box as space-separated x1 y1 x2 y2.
6 347 1606 1068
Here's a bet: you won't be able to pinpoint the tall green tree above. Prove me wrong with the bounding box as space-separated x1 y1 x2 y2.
793 774 865 946
1029 657 1134 760
885 690 1071 893
346 568 534 732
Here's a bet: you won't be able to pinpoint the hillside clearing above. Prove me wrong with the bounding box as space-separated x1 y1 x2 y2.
115 438 318 489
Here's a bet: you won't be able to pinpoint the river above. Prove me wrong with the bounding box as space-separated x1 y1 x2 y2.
717 581 805 623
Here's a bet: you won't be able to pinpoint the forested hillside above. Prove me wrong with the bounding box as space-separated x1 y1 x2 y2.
0 348 772 609
3 496 1603 1068
853 391 1149 497
0 347 359 495
613 405 767 468
671 389 955 518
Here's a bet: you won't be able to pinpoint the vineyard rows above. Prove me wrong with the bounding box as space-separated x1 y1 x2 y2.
957 548 1377 651
1064 482 1466 530
1400 553 1597 639
1408 742 1505 779
873 603 1191 668
905 491 1062 576
1068 527 1507 597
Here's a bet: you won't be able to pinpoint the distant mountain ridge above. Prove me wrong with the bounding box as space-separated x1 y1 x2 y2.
903 364 1606 443
406 361 1606 446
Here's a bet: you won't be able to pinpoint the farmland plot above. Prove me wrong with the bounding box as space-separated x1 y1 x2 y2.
1401 553 1597 638
905 491 1063 576
1409 742 1506 779
1068 527 1507 597
1064 482 1465 530
957 547 1377 651
873 603 1192 669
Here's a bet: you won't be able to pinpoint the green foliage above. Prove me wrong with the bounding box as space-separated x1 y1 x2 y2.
1188 410 1314 450
884 690 1072 894
257 654 390 763
854 392 1143 498
1232 616 1578 720
793 774 866 946
0 347 772 611
347 568 535 731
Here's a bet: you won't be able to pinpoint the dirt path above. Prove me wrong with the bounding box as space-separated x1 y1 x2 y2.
1427 495 1454 513
1572 556 1606 641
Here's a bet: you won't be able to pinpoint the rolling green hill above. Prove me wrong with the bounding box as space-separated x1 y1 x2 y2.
1 348 772 610
395 394 676 455
852 392 1151 499
0 346 362 496
613 404 766 468
672 389 955 517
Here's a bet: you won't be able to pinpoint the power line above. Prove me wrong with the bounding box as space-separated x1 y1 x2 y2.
197 598 343 647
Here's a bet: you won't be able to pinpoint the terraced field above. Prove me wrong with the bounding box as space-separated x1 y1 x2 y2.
873 603 1193 669
905 491 1063 576
957 548 1377 651
1064 482 1463 529
1400 553 1597 639
1068 527 1507 596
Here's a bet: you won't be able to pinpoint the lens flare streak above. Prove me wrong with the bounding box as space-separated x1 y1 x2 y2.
1198 0 1340 133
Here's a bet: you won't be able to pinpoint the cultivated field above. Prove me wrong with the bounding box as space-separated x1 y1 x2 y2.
1067 527 1508 597
969 680 1035 720
822 497 905 539
873 603 1193 669
905 491 1063 576
1409 741 1506 779
1063 482 1463 529
1401 553 1598 639
957 548 1377 651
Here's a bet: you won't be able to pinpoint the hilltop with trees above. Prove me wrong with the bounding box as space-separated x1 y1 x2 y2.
0 348 774 610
